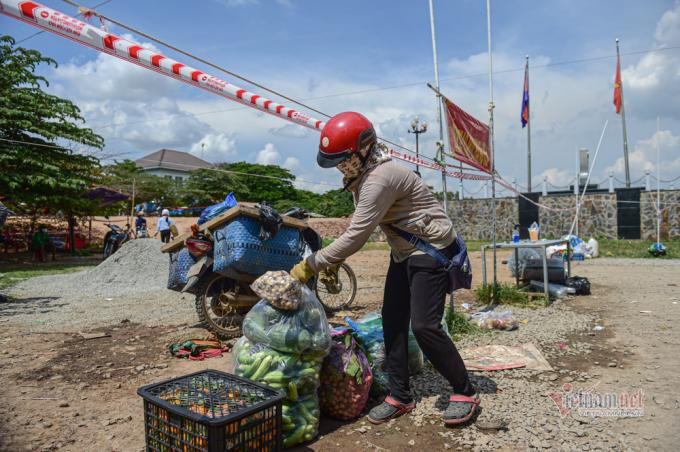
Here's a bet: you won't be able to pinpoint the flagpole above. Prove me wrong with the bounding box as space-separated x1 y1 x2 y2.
428 0 449 213
656 116 661 245
486 0 497 294
616 38 631 188
526 55 532 192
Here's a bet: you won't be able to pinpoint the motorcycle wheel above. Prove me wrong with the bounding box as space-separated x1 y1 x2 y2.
102 232 113 259
194 273 244 339
315 262 358 312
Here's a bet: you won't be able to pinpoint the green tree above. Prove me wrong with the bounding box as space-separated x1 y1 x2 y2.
0 35 104 251
101 160 182 207
182 166 246 206
221 162 297 204
315 189 354 217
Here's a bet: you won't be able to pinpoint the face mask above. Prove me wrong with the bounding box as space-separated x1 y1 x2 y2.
337 154 364 180
337 143 391 189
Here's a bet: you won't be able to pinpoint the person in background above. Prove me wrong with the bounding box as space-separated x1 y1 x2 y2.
154 209 175 243
31 225 50 262
290 112 479 426
135 211 148 238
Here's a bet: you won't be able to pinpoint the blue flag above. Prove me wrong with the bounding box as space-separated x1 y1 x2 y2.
521 61 529 128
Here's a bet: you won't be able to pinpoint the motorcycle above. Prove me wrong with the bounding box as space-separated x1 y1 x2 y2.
102 224 130 259
182 207 357 339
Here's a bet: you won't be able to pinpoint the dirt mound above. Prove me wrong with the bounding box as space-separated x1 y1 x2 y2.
308 218 351 239
12 238 170 299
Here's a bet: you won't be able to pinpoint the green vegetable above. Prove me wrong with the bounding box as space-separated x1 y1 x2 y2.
243 318 269 344
305 306 321 325
297 330 311 351
288 381 299 402
283 425 306 448
250 355 272 381
262 371 286 383
283 423 295 432
311 332 330 351
238 361 257 378
298 368 317 378
299 403 317 424
237 353 255 365
282 414 293 425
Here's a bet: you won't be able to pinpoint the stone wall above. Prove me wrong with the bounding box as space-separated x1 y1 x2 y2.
448 197 518 240
538 192 617 239
640 190 680 240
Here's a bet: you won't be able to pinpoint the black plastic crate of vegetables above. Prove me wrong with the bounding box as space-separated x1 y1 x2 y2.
137 369 285 451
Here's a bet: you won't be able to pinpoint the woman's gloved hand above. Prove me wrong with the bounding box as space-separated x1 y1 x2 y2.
290 257 316 283
318 261 344 294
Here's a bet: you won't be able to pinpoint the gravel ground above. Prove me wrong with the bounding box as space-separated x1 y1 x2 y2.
408 300 614 450
3 239 195 331
3 251 678 451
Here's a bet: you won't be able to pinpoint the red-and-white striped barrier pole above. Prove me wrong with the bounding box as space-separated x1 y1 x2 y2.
0 0 323 131
1 0 492 181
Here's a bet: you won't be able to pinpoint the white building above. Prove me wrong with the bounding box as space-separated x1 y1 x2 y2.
135 149 212 181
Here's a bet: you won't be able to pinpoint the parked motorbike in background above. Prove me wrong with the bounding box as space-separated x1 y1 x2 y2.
103 224 130 259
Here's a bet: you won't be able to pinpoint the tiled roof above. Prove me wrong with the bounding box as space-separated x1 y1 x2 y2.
135 149 212 172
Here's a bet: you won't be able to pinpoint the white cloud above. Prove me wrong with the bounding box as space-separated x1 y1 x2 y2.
283 157 300 170
606 129 680 180
256 143 281 165
190 133 238 163
623 1 680 120
536 168 575 188
51 35 176 102
269 123 311 138
655 1 680 44
255 143 300 171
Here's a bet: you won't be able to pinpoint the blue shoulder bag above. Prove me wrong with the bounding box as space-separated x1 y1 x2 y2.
387 225 472 292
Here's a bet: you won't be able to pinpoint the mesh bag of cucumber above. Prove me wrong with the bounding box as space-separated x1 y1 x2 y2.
233 271 331 448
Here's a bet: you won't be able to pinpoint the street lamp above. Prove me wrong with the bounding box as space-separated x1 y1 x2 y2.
408 116 427 176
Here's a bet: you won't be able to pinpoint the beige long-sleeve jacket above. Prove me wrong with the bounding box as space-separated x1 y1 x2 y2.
307 160 455 272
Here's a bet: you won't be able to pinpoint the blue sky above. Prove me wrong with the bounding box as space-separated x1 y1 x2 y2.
2 0 680 194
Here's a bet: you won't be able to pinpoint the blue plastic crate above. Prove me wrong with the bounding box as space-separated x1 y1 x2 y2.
213 215 304 277
167 247 197 291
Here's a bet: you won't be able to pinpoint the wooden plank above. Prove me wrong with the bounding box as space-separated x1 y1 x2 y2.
160 202 307 253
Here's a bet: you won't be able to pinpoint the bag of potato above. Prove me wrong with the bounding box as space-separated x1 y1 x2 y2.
250 270 302 310
319 329 373 420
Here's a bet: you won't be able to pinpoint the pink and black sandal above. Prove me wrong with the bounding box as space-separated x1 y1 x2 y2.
367 395 416 424
443 394 480 425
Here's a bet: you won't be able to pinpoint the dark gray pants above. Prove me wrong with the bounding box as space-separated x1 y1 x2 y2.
382 247 474 403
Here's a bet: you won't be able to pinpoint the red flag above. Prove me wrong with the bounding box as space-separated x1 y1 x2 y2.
443 97 491 173
613 55 622 114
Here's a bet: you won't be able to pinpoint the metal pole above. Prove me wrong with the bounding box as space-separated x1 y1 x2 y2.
486 0 497 291
616 39 631 188
656 116 661 244
575 150 579 238
428 0 448 213
526 55 532 192
645 170 651 191
415 132 420 175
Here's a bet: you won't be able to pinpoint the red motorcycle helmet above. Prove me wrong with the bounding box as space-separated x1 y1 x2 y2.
317 112 376 168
